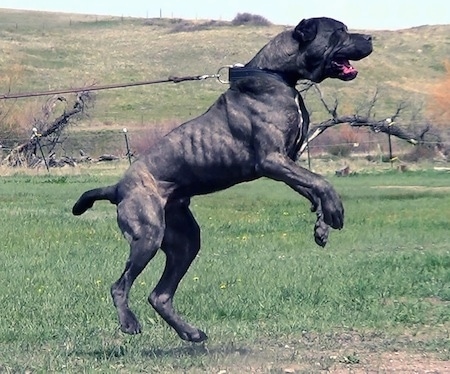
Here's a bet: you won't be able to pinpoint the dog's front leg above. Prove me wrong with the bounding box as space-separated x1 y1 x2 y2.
253 123 343 229
256 151 344 231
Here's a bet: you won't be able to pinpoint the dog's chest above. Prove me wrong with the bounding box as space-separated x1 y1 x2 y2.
286 94 307 159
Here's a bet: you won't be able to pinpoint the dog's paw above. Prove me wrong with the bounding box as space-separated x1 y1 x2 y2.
320 193 344 230
314 219 330 247
178 328 208 343
314 181 344 230
119 311 142 335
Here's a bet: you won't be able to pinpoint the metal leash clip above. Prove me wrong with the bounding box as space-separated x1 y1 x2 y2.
216 63 245 84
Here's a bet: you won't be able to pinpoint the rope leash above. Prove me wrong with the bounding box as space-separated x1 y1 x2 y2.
0 73 221 100
0 63 282 100
0 64 255 100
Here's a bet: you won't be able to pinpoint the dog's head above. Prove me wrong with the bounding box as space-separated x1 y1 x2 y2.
246 17 372 85
293 17 372 83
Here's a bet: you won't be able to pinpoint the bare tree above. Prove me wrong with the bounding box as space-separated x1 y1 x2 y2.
3 92 91 167
299 84 440 155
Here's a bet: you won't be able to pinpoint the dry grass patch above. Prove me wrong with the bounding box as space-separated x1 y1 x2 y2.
372 185 450 192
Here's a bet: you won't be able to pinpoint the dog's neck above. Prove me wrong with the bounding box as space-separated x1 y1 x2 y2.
228 66 295 87
245 30 304 87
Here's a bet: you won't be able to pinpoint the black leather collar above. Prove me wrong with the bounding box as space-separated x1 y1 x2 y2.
229 66 294 86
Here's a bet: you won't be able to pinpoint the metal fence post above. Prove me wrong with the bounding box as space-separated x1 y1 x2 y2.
32 127 49 172
386 118 394 168
123 128 132 165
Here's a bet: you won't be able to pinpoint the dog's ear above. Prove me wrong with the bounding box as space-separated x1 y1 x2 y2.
293 18 317 44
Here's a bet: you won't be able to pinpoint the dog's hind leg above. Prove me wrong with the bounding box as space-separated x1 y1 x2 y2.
111 192 165 335
149 199 207 343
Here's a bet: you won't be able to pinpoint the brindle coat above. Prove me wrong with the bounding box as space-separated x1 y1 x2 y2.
73 17 372 342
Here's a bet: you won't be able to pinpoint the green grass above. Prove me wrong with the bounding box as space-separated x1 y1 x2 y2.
0 168 449 372
1 9 449 372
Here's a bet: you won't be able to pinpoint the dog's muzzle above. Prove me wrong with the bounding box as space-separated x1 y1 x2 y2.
330 34 372 81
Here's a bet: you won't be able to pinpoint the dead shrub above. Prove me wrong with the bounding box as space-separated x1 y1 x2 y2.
0 100 43 147
402 144 438 162
310 125 369 156
231 13 272 27
327 144 353 157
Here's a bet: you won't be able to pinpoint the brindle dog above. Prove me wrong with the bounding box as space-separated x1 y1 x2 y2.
73 17 372 342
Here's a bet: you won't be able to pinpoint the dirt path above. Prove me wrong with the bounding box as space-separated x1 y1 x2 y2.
188 330 450 373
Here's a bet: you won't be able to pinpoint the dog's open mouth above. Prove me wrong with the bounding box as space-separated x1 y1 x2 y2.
331 59 358 81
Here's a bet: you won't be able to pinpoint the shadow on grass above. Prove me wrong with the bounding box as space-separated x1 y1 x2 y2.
74 345 130 360
142 341 251 359
74 341 251 361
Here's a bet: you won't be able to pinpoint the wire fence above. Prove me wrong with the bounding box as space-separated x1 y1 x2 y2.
0 16 137 31
1 126 448 173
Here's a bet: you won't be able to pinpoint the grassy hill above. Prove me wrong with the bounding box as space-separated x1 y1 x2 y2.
0 8 449 153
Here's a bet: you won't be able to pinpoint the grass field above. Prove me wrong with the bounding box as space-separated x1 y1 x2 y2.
0 165 449 372
0 8 449 373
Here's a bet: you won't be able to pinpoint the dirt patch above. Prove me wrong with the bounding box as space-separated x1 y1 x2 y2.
323 351 449 374
206 347 450 374
327 351 449 373
197 330 450 374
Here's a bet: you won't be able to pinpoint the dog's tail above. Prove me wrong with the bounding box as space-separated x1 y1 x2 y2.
72 185 118 216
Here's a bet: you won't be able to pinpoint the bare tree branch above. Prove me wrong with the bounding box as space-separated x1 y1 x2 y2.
3 92 91 167
355 87 379 118
313 84 338 119
298 89 428 155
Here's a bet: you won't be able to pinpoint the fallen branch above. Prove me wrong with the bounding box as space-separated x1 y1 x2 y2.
3 92 90 167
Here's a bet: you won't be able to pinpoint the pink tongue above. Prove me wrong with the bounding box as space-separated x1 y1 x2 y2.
342 63 356 74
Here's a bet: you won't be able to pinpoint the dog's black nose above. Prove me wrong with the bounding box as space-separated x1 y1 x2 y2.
363 34 372 42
